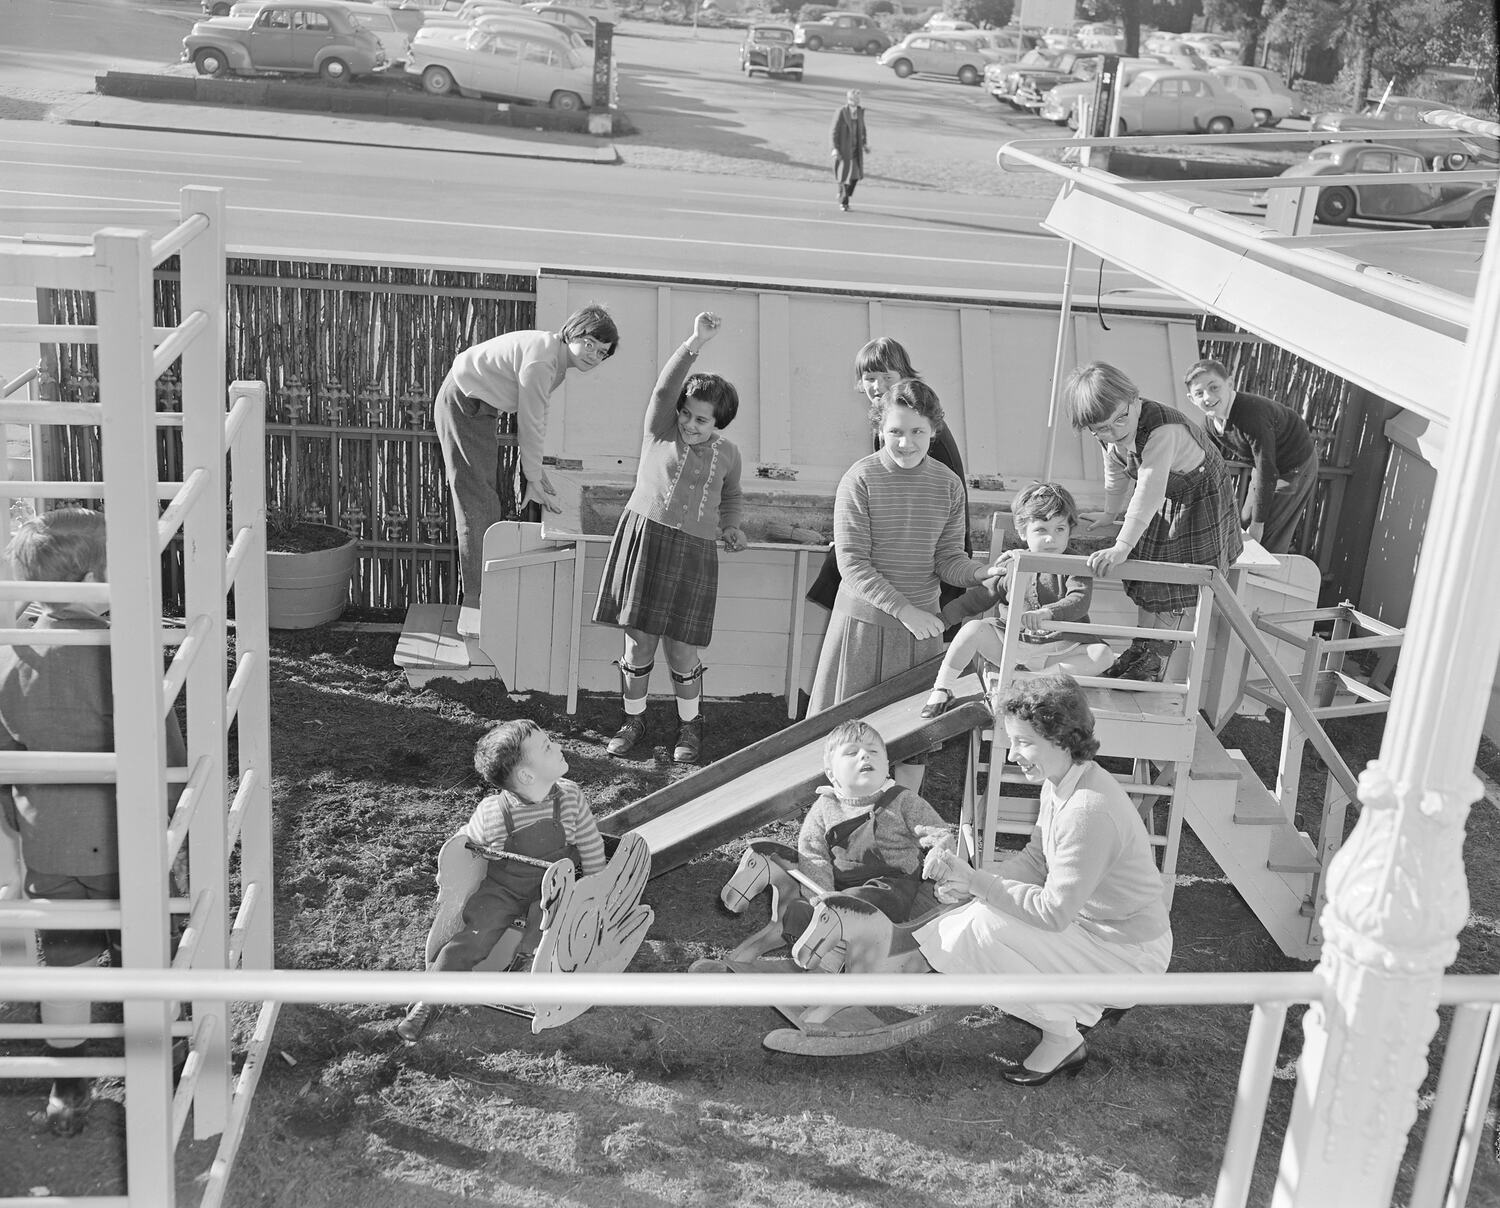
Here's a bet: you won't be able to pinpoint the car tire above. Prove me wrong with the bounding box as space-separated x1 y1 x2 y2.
421 65 455 95
551 90 583 111
863 40 882 54
892 58 913 77
1251 108 1270 126
790 72 803 81
319 57 351 83
1440 151 1470 171
958 64 979 85
1205 115 1234 135
1469 197 1493 227
804 35 822 50
194 48 228 76
1262 117 1281 128
1315 185 1354 225
208 1 230 11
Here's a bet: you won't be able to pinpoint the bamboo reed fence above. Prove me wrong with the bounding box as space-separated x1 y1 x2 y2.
30 266 1359 615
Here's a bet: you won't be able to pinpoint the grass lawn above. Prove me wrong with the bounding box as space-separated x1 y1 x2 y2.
3 624 1499 1206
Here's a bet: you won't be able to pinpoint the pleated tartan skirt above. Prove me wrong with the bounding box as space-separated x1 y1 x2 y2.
592 509 719 647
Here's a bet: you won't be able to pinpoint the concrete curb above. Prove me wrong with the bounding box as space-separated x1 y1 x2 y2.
96 70 629 138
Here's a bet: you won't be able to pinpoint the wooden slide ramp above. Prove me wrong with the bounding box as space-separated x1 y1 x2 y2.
598 656 989 877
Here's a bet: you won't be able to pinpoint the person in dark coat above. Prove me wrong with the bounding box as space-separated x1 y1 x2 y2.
830 89 868 212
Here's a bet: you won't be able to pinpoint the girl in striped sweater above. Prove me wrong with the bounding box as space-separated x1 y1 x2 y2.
808 379 988 790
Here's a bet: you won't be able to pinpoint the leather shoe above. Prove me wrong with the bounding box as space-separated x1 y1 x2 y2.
919 688 954 719
1080 1006 1129 1035
994 1040 1088 1087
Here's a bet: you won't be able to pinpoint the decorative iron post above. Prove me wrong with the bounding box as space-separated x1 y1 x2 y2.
1275 225 1500 1200
589 22 614 136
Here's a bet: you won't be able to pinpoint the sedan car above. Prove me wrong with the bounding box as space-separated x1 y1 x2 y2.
525 2 594 43
739 23 803 79
1310 95 1497 170
877 31 993 84
1039 55 1169 125
1212 65 1302 125
1115 68 1257 134
792 11 890 55
406 23 594 108
1277 142 1494 227
985 49 1097 110
182 1 387 80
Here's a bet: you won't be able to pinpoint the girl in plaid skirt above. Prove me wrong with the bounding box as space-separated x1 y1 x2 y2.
1063 361 1243 682
593 313 748 764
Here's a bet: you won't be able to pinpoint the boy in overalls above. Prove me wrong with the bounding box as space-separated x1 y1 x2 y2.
398 720 605 1044
781 720 949 943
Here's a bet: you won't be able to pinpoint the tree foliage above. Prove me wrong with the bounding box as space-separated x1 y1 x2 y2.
947 0 1016 26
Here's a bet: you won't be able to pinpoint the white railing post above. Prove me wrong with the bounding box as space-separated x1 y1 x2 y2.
1274 218 1500 1202
228 380 273 971
94 226 177 1207
178 186 232 1139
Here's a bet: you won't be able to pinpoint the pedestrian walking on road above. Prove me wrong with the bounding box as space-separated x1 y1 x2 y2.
831 89 868 212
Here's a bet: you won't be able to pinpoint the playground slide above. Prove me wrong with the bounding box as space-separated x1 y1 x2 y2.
597 655 990 877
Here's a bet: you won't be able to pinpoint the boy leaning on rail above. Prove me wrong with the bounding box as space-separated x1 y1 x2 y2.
0 508 188 1136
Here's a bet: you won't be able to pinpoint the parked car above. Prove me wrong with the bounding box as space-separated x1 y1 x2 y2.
470 10 587 49
985 49 1097 110
792 11 890 55
948 28 1036 65
182 1 388 81
534 0 616 25
405 22 594 107
1310 96 1497 170
877 31 991 84
922 12 974 30
1212 65 1299 126
1277 142 1495 226
1115 68 1257 134
1038 56 1170 126
341 2 412 63
739 22 803 79
525 2 595 43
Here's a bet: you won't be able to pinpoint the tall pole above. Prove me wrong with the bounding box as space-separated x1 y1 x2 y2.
1274 221 1500 1201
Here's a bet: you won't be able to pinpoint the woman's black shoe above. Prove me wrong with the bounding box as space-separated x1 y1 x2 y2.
995 1041 1088 1087
919 688 954 719
1080 1006 1129 1035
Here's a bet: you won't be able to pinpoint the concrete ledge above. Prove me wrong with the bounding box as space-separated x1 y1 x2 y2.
96 71 618 137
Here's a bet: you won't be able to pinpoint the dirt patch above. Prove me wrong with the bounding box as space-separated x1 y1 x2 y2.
4 626 1499 1205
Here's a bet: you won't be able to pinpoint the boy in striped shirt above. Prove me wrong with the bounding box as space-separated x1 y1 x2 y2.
398 720 605 1043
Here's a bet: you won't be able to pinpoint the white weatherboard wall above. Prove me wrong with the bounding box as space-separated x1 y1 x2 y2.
535 273 1202 496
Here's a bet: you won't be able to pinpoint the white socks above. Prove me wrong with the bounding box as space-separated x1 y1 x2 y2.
1025 1027 1084 1072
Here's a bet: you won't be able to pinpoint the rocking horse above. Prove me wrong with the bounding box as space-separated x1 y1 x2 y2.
427 829 654 1032
693 850 964 1055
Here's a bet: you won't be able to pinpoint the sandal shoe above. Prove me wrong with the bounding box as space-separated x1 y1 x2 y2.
919 688 954 719
607 714 648 756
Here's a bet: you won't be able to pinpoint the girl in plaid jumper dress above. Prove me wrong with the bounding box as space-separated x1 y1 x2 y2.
593 313 748 764
1063 361 1243 682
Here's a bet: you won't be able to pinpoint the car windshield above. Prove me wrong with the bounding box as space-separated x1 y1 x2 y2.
753 27 791 41
351 12 394 29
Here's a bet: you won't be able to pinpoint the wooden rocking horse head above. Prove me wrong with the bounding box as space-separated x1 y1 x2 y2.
791 893 896 975
720 840 800 915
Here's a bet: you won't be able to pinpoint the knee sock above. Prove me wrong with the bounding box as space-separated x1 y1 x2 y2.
619 659 652 715
671 663 704 721
41 996 92 1051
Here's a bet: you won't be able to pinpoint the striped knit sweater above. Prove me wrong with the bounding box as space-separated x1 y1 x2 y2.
832 449 986 626
460 778 606 875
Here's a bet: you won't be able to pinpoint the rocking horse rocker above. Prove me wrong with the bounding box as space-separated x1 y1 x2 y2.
691 841 964 1056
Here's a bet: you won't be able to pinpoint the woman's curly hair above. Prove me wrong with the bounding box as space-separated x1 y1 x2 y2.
996 673 1099 763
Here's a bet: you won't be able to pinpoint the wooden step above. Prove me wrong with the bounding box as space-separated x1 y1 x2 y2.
1190 716 1241 782
1228 752 1285 826
1267 825 1320 875
395 603 499 687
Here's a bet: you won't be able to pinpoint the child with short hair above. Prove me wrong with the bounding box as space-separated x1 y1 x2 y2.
592 312 748 765
0 508 187 1134
398 720 605 1044
921 482 1109 717
1064 362 1243 683
1182 358 1320 555
806 337 972 616
780 719 949 942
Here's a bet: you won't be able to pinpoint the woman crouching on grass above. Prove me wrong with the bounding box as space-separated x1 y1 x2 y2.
916 673 1172 1086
